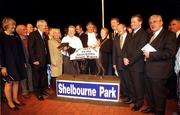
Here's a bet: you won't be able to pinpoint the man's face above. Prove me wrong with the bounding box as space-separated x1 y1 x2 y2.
117 24 126 35
130 17 141 30
75 26 82 34
87 24 94 33
68 27 75 37
149 16 163 32
169 20 180 32
39 22 48 32
111 19 119 31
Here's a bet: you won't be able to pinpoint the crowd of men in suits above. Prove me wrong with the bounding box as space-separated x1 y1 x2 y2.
0 14 180 115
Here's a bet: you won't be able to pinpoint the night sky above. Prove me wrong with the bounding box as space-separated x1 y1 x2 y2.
1 0 179 32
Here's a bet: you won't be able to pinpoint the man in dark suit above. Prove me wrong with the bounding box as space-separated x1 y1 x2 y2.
75 24 88 74
169 18 180 48
109 18 120 41
28 20 50 100
75 24 88 48
142 14 177 115
123 14 148 111
113 23 132 102
107 18 120 75
167 18 180 99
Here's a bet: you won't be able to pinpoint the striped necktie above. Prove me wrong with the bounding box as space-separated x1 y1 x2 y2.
149 34 155 44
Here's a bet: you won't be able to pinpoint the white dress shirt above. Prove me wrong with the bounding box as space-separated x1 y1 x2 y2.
175 47 180 75
120 32 127 49
87 32 97 47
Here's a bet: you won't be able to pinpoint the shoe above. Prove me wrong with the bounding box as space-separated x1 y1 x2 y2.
13 101 26 106
131 105 142 111
41 91 50 96
8 104 19 111
141 107 155 114
124 99 133 104
37 95 44 101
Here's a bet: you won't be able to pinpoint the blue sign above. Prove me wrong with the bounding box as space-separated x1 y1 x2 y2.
56 80 119 102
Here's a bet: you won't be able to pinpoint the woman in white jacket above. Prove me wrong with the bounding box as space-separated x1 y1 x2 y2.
48 28 62 92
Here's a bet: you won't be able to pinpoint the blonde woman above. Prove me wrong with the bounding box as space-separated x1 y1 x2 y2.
0 17 26 110
48 28 62 91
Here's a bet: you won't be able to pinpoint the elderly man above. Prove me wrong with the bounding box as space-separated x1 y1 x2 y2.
142 14 177 115
28 20 50 101
16 24 33 98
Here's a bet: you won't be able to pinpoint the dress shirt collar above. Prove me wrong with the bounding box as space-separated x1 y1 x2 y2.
153 27 163 38
133 27 141 34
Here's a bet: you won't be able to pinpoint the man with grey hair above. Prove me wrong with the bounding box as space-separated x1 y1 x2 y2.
16 24 33 98
28 20 50 100
142 14 177 115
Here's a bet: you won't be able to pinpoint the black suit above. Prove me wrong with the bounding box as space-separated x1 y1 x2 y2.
77 32 88 48
113 33 131 97
0 32 27 81
124 28 148 106
102 31 117 75
166 33 179 99
75 32 88 74
28 30 50 97
144 29 177 115
109 31 118 41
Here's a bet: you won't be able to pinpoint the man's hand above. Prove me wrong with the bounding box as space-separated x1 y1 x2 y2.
33 61 40 65
113 65 117 70
143 51 150 59
1 67 7 76
25 63 27 68
123 58 129 65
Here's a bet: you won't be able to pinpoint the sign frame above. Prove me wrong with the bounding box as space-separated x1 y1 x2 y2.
56 80 120 102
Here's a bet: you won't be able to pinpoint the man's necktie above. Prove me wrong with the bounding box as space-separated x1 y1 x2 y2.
42 33 47 54
149 34 155 44
119 35 123 49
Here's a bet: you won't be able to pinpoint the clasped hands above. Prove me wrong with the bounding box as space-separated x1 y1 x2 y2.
123 51 150 65
143 51 150 61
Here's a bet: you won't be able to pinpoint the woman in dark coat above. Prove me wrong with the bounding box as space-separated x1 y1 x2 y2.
0 17 27 110
99 27 113 75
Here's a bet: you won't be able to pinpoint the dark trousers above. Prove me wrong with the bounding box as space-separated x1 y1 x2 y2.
129 71 144 106
144 76 167 115
78 60 88 74
166 72 177 99
63 55 76 74
118 69 129 97
50 77 56 92
177 72 180 114
32 66 48 96
87 59 97 75
101 52 111 75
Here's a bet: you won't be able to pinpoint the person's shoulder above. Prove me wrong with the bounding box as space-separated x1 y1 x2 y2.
74 36 81 40
29 30 39 36
162 29 175 37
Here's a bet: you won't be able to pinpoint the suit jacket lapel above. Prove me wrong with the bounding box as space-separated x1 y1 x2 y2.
122 34 130 50
150 29 165 45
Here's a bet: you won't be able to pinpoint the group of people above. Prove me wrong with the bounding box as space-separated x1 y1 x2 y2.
0 14 179 115
112 14 179 115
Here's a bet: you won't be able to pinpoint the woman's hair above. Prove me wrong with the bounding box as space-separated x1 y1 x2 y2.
2 17 16 30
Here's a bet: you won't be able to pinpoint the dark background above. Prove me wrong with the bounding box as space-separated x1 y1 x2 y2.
0 0 179 32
